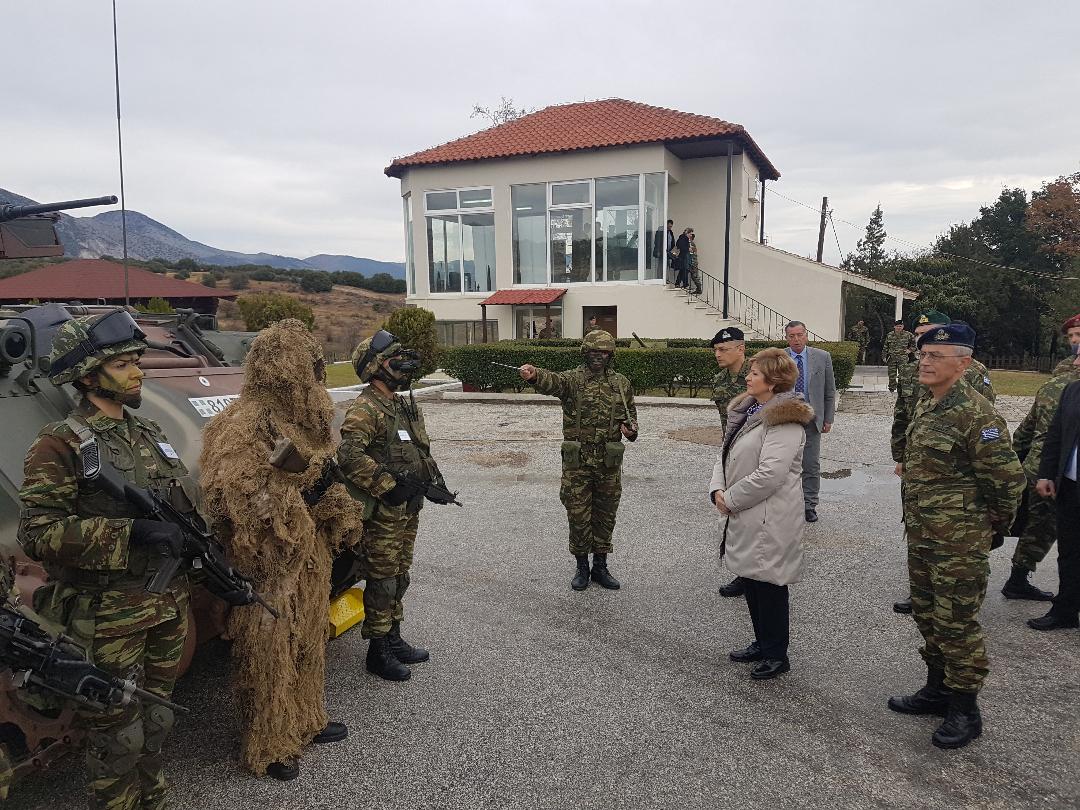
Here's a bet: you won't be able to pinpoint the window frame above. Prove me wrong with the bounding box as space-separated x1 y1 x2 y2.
423 186 496 297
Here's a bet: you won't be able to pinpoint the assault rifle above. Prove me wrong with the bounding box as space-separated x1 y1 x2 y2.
87 461 279 619
0 603 187 714
394 468 463 508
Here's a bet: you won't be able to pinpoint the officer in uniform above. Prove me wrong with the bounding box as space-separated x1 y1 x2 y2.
1004 313 1080 606
883 319 916 392
583 315 600 337
519 330 638 591
888 323 1025 750
18 311 193 810
710 327 753 598
847 320 870 364
338 330 434 682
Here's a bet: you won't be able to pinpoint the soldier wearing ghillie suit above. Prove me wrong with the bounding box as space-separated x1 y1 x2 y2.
519 330 638 591
338 330 436 682
18 311 192 809
198 319 362 781
888 323 1025 750
883 320 916 392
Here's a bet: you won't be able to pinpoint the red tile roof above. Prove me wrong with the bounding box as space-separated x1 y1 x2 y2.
386 98 779 180
480 289 566 306
0 259 238 301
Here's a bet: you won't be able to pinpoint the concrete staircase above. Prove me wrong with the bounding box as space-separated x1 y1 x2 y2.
662 283 768 339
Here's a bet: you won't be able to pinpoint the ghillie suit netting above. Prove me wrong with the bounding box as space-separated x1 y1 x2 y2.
198 319 363 774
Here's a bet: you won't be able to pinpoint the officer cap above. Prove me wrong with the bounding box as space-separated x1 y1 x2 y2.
48 311 147 385
893 319 905 326
916 322 976 350
911 310 949 331
711 327 745 346
581 329 615 353
1061 314 1080 333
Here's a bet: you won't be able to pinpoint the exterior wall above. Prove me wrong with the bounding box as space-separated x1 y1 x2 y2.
739 241 844 340
740 154 761 243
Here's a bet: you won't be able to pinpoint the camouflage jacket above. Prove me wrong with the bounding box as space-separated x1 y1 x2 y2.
902 378 1025 542
338 386 433 499
532 365 638 444
1012 365 1080 477
892 358 995 463
18 399 190 636
883 330 916 361
711 359 752 423
1052 357 1076 376
847 324 869 347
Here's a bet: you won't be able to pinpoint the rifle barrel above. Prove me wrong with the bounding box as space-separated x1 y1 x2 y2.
132 684 190 714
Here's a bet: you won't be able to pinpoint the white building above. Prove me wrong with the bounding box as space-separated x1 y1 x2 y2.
386 99 914 343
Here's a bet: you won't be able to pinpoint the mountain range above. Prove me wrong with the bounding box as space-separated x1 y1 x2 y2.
0 189 406 279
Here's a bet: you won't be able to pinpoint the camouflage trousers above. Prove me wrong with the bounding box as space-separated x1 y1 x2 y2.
360 502 419 639
886 356 905 390
907 532 990 693
82 608 188 810
1012 480 1056 572
559 456 622 556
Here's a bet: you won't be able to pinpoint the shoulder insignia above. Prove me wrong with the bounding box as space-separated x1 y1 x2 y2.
984 376 991 385
980 426 1001 442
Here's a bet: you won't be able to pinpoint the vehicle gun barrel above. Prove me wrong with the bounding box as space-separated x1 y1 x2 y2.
0 195 118 223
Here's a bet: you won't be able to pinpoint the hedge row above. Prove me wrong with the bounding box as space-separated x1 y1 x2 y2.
440 341 858 395
500 338 633 348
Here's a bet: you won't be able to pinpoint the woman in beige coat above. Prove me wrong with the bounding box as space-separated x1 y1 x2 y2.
710 348 814 680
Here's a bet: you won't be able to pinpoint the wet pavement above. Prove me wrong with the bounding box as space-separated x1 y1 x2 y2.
10 399 1079 809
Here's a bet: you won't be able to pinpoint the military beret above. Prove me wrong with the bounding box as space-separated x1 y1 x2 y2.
916 322 976 350
1061 314 1080 333
893 319 905 326
911 310 950 331
711 327 745 345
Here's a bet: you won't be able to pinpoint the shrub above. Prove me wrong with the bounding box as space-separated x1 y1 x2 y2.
137 296 175 314
384 307 439 378
175 270 191 280
236 292 316 331
300 271 334 293
228 272 250 290
200 274 218 288
251 268 276 281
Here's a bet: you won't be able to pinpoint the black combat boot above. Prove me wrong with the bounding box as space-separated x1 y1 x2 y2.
386 621 430 664
366 636 411 681
893 596 913 614
932 691 983 749
1027 609 1079 631
888 667 951 716
266 759 300 781
591 553 621 590
312 722 348 744
719 576 746 597
1001 566 1054 601
571 555 591 591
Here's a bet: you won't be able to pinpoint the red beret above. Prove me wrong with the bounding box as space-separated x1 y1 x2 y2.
1063 314 1080 333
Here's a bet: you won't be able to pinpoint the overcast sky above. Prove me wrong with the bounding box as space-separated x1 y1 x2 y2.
4 1 1078 264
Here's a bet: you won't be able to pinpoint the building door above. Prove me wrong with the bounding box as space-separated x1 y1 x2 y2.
582 306 617 337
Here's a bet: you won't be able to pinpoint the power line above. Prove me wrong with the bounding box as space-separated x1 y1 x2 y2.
828 212 844 259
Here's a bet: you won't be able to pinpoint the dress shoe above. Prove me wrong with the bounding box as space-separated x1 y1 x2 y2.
571 555 590 591
893 597 913 614
387 621 429 664
591 553 621 590
718 576 745 597
1026 611 1079 632
729 642 764 663
932 691 982 749
888 667 950 716
750 659 790 680
1001 566 1053 601
366 636 411 681
312 722 348 745
804 509 818 523
266 760 300 781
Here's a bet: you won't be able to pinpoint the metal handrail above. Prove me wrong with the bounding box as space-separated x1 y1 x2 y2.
668 265 825 342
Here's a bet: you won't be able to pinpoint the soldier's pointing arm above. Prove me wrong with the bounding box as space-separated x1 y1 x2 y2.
18 432 130 570
337 403 396 498
968 413 1026 531
530 367 574 401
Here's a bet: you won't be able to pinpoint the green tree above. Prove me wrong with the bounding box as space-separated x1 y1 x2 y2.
843 204 888 275
228 271 250 290
237 292 315 331
175 269 191 280
384 306 439 377
137 296 175 314
200 274 217 288
299 271 334 293
176 257 198 271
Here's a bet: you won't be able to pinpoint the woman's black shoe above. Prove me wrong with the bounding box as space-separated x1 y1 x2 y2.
266 760 300 781
1026 611 1079 631
750 659 790 680
729 642 764 662
718 576 746 597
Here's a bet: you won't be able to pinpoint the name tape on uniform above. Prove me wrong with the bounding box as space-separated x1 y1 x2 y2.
397 429 412 442
157 442 180 459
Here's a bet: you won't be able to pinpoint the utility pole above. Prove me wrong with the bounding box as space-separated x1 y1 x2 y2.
816 196 828 263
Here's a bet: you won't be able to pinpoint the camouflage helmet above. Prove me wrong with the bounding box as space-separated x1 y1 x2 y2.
351 329 402 383
48 310 147 386
581 329 616 353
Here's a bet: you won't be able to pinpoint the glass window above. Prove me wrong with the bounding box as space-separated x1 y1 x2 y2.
435 320 498 345
427 215 461 293
461 213 495 292
551 182 590 206
515 306 562 339
459 188 493 208
643 173 666 280
403 194 415 294
512 184 547 284
425 190 458 211
594 176 640 282
550 208 592 283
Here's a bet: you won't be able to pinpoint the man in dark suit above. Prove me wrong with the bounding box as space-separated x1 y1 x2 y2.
1032 378 1080 630
785 321 836 522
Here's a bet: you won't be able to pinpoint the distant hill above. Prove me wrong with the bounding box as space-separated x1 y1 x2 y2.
0 188 406 279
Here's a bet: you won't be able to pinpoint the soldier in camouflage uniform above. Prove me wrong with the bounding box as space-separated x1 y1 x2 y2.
710 327 753 598
888 323 1025 750
519 330 638 591
18 311 192 809
338 330 434 682
882 319 916 392
1003 314 1080 605
847 320 869 364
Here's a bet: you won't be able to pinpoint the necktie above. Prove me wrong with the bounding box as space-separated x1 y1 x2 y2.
795 354 805 395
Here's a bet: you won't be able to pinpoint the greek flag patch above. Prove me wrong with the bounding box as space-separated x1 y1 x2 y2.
980 427 1001 442
984 376 991 386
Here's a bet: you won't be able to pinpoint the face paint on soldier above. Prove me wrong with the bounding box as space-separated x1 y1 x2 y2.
584 350 610 373
83 353 145 408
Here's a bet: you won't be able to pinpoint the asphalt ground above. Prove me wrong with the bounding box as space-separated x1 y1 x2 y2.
11 400 1080 809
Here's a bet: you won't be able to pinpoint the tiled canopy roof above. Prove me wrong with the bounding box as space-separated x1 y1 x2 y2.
385 99 779 180
480 289 566 306
0 259 237 300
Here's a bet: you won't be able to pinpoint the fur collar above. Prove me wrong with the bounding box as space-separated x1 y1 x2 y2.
723 391 815 455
